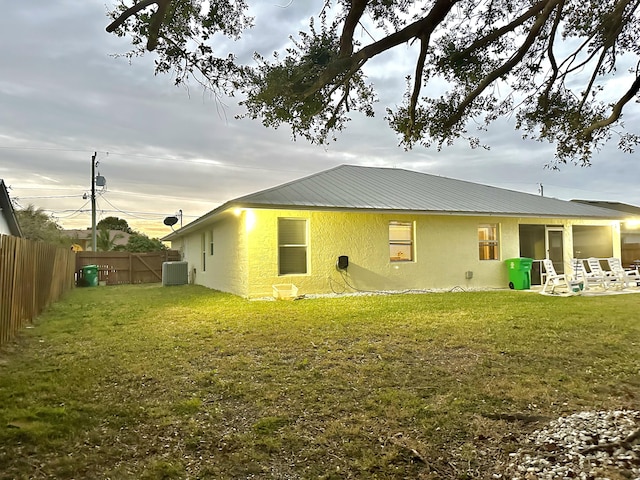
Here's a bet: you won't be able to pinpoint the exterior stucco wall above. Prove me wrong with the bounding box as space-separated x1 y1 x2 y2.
203 214 247 296
169 237 185 258
180 231 200 284
245 209 524 298
173 208 622 298
171 212 248 296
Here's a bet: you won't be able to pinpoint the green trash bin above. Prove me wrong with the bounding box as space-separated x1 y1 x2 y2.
82 265 99 287
505 258 533 290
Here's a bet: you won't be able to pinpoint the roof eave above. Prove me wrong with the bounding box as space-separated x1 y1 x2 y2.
188 202 629 220
161 201 238 241
0 180 23 237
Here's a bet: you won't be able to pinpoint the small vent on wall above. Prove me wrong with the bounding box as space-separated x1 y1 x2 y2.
162 261 189 286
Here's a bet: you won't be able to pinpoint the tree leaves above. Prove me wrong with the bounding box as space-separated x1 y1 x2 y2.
107 0 640 165
15 205 71 247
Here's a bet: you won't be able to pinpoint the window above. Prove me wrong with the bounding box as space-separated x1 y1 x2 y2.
478 224 499 260
201 232 206 271
209 229 214 256
389 221 413 262
278 218 307 275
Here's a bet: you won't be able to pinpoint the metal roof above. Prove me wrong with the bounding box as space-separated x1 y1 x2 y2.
233 165 628 217
163 165 628 240
571 200 640 216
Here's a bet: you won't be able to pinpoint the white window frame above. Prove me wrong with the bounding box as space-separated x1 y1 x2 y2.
389 221 414 262
201 232 206 271
278 218 308 275
478 223 500 260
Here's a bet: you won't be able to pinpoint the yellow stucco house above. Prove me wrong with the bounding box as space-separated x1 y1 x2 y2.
162 165 632 298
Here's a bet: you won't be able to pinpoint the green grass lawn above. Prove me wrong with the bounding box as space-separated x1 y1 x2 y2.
0 285 638 479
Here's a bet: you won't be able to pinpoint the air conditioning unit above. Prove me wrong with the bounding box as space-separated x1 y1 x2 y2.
162 261 188 286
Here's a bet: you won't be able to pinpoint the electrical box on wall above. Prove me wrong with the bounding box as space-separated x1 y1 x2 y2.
337 255 349 270
465 271 474 280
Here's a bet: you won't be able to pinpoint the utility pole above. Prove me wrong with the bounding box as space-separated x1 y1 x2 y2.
91 152 97 251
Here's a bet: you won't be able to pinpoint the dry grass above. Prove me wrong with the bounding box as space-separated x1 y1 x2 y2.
1 284 638 479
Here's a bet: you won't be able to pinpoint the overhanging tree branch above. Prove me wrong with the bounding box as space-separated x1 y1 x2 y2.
106 0 157 32
338 0 368 57
541 0 564 101
582 74 640 137
445 0 563 130
105 0 640 164
456 0 554 60
555 0 639 79
408 35 430 135
106 0 171 51
301 0 459 99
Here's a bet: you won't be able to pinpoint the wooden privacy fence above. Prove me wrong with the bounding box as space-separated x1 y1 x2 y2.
0 235 76 345
76 250 181 285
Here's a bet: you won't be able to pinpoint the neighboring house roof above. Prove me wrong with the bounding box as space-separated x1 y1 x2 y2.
0 179 22 237
164 165 630 240
64 229 131 247
571 200 640 216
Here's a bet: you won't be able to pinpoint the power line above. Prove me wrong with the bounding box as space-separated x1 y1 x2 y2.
40 206 189 219
15 194 83 199
8 186 82 191
0 144 310 174
36 194 197 220
99 150 311 173
11 185 205 204
0 146 90 153
100 195 173 220
47 199 92 219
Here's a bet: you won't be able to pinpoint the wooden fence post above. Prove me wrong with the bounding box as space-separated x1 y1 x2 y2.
0 234 76 345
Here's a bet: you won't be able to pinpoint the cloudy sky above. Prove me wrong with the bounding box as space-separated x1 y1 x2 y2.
2 1 639 239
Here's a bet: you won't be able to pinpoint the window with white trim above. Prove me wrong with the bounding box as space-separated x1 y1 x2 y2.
278 218 307 275
389 221 414 262
201 232 206 271
478 224 499 260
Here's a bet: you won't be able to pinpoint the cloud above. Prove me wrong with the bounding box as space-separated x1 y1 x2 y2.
1 1 640 240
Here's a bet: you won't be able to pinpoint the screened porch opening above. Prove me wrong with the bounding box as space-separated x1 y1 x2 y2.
518 225 546 285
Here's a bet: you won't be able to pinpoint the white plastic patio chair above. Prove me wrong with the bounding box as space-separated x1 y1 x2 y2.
541 259 569 294
606 257 640 288
571 258 608 290
586 257 623 289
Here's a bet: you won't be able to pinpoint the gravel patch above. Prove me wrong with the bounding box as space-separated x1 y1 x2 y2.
499 410 640 479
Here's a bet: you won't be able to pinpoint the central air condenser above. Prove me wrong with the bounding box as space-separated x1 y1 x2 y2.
162 261 188 286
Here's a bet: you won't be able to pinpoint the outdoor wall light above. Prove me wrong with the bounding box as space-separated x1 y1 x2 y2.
625 220 640 229
245 209 256 232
